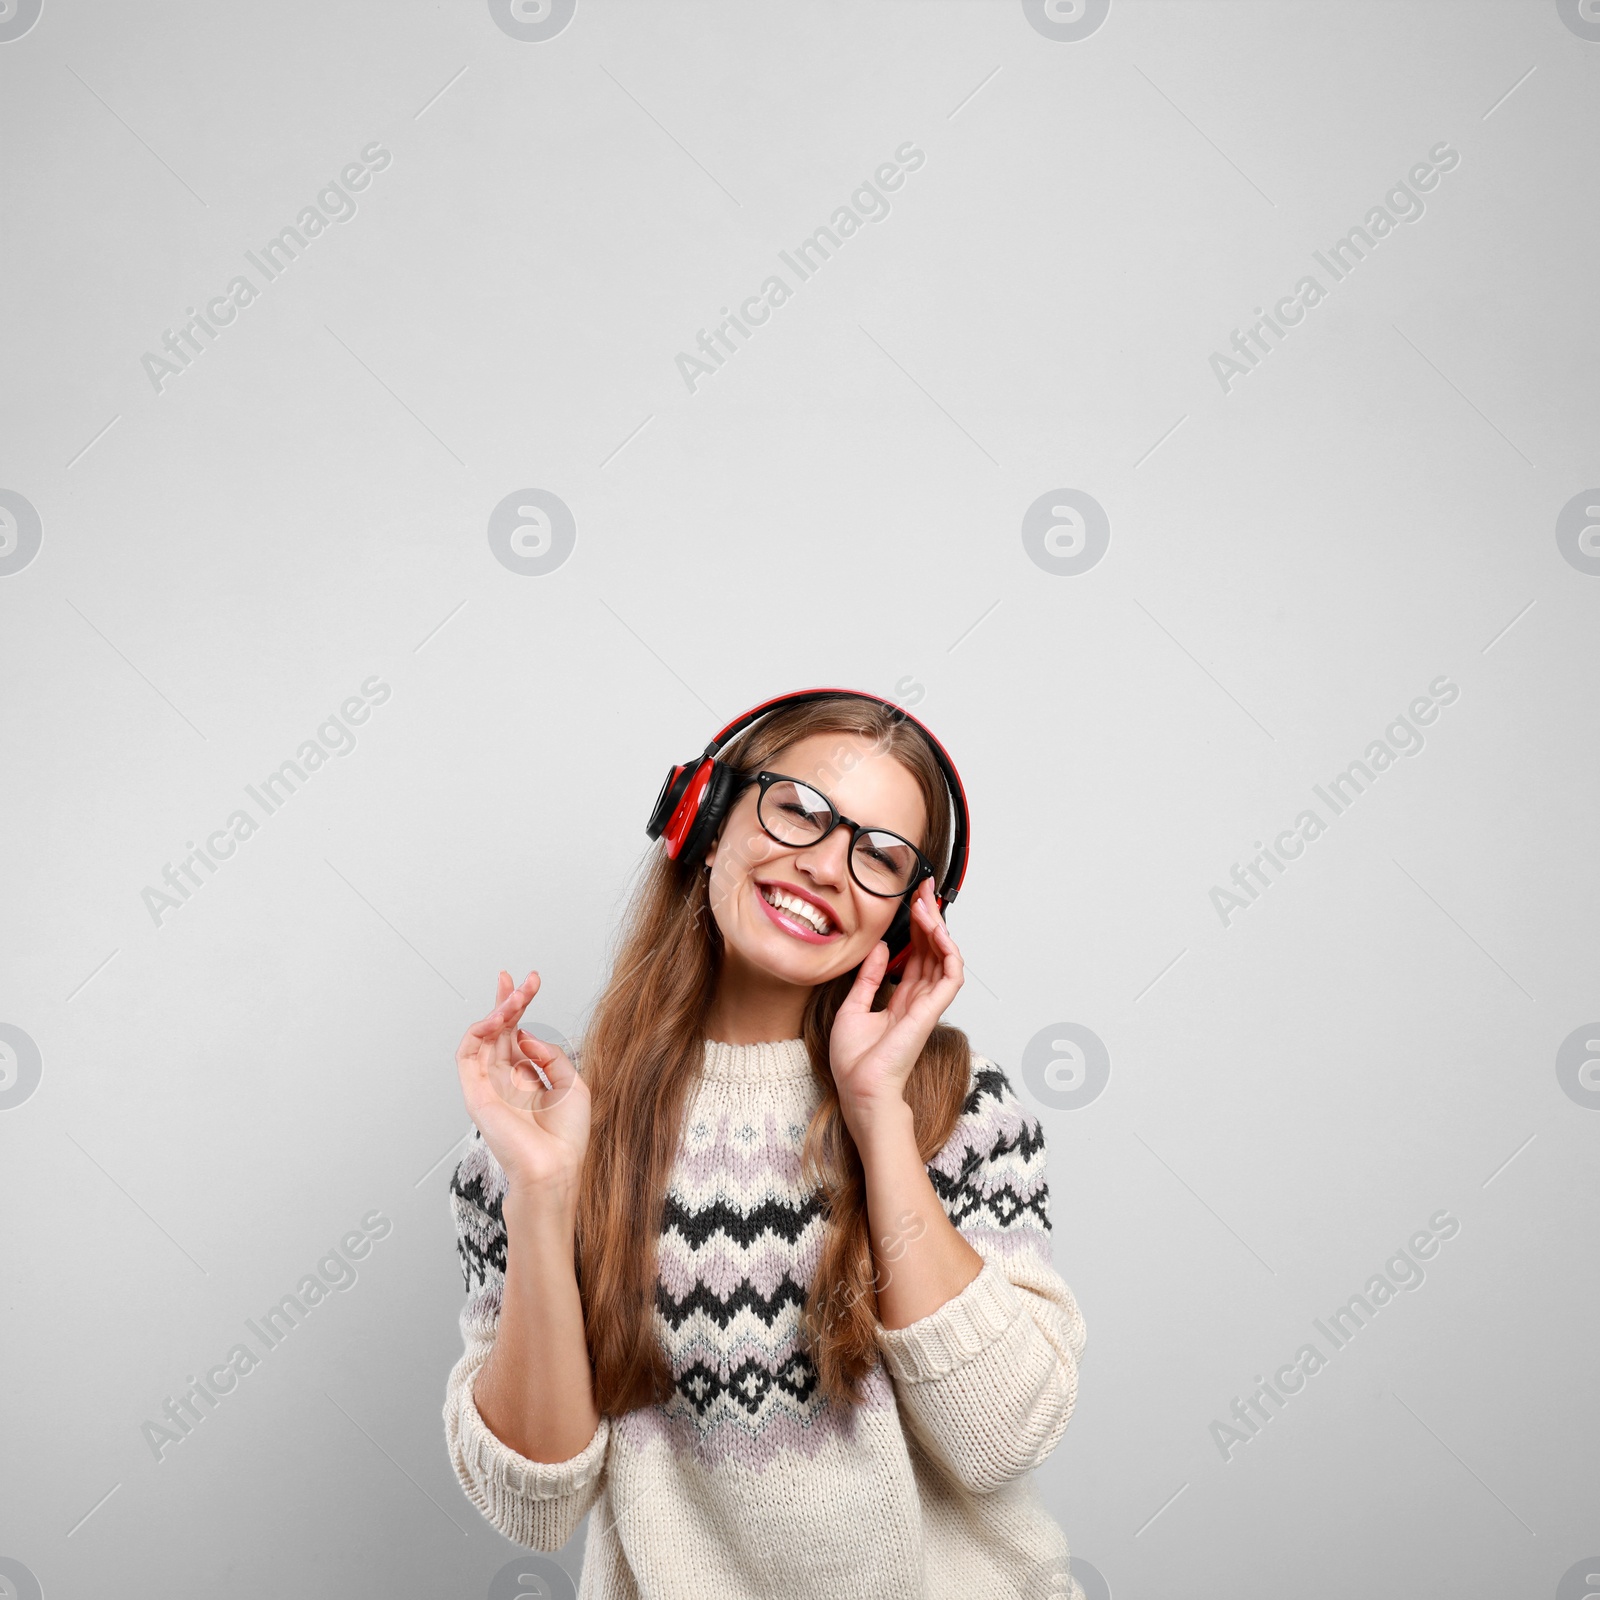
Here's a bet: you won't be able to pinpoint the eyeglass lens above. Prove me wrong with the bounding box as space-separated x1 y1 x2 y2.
758 778 922 895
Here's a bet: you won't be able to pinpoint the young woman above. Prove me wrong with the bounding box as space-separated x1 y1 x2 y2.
443 691 1087 1599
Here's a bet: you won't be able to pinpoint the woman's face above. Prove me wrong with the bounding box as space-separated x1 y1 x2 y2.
704 731 928 988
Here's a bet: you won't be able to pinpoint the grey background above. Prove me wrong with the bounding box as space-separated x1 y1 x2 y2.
1 1 1597 1595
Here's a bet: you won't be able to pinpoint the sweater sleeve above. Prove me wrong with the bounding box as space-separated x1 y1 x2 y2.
441 1131 610 1550
874 1055 1087 1497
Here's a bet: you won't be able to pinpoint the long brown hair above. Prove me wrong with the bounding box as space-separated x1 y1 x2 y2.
572 695 972 1415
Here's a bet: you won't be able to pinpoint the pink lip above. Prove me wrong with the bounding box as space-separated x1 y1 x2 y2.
752 880 841 944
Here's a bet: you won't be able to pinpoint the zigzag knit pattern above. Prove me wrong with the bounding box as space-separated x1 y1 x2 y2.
443 1038 1085 1599
451 1048 1056 1457
642 1078 845 1469
932 1061 1052 1239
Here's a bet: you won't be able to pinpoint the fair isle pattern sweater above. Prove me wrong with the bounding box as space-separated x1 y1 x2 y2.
442 1039 1087 1600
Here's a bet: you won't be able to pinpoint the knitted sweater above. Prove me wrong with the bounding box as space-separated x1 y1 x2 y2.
442 1038 1087 1600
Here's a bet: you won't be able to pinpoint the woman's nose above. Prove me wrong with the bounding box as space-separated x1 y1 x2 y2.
796 824 850 881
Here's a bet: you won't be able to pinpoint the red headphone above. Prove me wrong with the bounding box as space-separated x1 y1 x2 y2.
644 688 970 979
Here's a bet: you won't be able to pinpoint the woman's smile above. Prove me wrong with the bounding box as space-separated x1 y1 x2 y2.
752 878 843 943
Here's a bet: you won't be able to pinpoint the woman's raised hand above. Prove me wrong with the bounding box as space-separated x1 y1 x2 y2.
455 969 590 1205
828 876 965 1139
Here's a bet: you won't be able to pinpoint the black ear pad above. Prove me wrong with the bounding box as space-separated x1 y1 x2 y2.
882 896 914 961
678 760 742 868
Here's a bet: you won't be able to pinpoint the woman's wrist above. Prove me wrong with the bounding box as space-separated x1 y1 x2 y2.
848 1096 917 1169
503 1173 581 1235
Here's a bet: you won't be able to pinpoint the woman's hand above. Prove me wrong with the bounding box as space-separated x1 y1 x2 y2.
829 878 965 1144
455 969 590 1209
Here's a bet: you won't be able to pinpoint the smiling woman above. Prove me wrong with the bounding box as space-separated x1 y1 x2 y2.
442 690 1087 1600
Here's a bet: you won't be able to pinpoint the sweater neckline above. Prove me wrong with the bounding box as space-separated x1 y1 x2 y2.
700 1037 815 1084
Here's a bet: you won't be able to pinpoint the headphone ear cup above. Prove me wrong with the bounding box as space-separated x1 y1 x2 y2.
677 760 740 868
882 890 947 982
646 763 692 842
659 758 714 859
881 898 914 974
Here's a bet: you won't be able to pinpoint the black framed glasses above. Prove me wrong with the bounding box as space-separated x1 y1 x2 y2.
746 771 934 898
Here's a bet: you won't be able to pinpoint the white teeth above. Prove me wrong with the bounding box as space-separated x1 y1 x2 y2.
760 885 833 935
